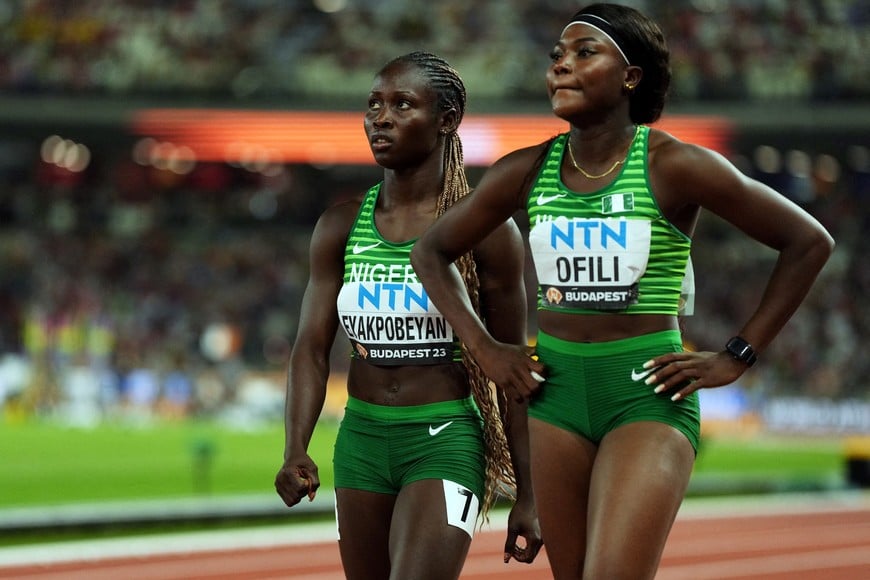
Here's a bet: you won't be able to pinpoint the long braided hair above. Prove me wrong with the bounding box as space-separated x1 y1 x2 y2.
387 51 516 523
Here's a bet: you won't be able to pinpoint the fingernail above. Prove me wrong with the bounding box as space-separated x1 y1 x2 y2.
653 384 664 394
644 374 656 385
643 359 655 368
671 393 682 401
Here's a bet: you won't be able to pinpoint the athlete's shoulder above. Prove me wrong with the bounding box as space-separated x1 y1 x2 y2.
647 127 718 162
648 128 729 177
647 127 750 210
478 137 561 208
495 137 559 170
312 192 365 247
320 192 365 222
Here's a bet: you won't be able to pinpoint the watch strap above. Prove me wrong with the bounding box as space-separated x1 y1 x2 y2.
726 336 757 367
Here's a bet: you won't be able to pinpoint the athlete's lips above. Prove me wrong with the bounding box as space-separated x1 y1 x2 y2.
550 84 581 93
369 133 393 150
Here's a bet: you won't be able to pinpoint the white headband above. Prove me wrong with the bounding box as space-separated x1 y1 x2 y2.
561 15 630 66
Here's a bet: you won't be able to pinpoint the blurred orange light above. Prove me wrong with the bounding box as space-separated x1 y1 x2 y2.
132 109 732 166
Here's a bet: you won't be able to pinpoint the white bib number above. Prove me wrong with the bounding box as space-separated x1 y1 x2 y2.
529 216 650 310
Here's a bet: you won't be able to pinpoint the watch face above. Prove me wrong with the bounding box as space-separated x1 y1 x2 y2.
727 337 756 366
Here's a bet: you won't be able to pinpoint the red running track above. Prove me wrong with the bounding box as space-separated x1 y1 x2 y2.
2 493 869 579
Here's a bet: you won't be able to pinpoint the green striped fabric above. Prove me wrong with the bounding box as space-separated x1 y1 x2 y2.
343 183 414 275
340 183 463 364
526 126 691 315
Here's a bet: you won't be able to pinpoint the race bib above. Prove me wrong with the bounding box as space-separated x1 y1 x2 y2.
529 216 650 310
443 479 479 538
337 281 454 365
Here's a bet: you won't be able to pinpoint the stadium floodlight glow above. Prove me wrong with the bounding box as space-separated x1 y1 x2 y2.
131 110 733 167
39 134 91 173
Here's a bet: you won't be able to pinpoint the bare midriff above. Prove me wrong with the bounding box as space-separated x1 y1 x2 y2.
537 310 679 343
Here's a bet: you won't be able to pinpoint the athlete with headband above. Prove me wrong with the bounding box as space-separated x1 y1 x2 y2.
411 4 833 578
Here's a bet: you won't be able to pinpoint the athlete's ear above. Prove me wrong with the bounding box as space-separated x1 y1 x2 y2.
439 108 459 135
623 65 643 91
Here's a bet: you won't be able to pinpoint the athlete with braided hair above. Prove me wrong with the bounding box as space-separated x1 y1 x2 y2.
274 51 542 579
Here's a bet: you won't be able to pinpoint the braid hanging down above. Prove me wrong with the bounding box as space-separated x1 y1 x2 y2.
392 51 517 525
436 131 516 525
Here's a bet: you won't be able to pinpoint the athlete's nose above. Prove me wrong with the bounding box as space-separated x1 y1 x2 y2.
373 108 392 128
552 58 571 75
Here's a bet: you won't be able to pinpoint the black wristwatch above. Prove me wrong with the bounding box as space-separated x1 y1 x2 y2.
725 336 757 367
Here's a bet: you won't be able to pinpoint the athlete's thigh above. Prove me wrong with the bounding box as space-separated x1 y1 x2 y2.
389 478 474 580
529 416 597 579
586 421 695 580
335 487 396 580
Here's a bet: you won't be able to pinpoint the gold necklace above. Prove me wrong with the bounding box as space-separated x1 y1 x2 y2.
566 128 636 179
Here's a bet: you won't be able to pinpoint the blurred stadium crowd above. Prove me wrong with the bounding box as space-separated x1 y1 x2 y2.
0 0 867 427
0 0 867 103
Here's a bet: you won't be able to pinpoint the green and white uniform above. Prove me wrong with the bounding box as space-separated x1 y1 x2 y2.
336 183 463 366
332 184 484 533
527 126 691 314
526 127 700 450
334 396 485 538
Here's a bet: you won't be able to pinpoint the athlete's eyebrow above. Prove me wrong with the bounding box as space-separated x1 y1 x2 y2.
370 89 419 98
560 36 607 46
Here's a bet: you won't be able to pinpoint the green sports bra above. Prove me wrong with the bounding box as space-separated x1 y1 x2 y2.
336 183 464 365
526 126 693 315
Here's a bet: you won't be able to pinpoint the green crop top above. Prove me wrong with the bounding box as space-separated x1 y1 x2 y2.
526 126 692 315
336 183 464 365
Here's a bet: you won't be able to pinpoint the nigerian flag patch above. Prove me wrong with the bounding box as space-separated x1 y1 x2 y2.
602 193 634 214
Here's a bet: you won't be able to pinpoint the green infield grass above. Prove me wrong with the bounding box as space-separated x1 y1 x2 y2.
0 418 849 509
0 418 338 508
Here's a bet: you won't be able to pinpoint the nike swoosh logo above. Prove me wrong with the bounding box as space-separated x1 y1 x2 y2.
631 367 655 382
352 241 382 254
428 421 454 436
536 192 567 206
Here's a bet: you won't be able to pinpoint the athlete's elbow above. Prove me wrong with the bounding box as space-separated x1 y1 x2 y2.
791 227 835 280
409 241 427 272
805 225 835 265
818 228 835 257
411 237 443 274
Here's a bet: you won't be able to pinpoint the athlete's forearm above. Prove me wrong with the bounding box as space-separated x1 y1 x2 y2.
283 353 329 460
411 248 496 357
501 398 534 500
735 232 834 354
